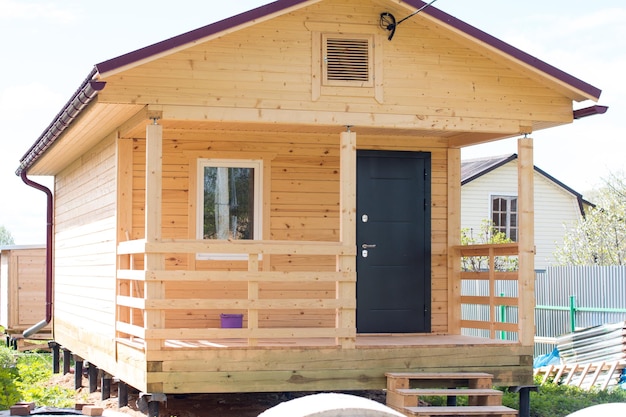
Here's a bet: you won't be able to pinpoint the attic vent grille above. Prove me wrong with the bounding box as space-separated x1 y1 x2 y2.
322 34 374 86
326 38 369 81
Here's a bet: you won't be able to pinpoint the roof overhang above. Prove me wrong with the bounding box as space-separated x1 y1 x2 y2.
17 0 605 175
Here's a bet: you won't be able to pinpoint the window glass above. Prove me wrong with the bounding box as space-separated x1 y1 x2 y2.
490 195 518 242
202 167 254 240
197 159 262 258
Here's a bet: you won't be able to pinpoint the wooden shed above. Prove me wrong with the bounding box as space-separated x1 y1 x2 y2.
0 245 50 341
16 0 603 399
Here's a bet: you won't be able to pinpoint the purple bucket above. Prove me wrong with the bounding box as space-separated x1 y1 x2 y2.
220 313 243 328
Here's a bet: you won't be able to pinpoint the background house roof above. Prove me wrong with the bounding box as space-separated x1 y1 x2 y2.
461 153 593 214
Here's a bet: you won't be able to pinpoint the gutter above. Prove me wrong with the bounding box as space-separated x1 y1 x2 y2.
17 68 105 337
16 67 106 176
573 105 609 119
21 171 53 337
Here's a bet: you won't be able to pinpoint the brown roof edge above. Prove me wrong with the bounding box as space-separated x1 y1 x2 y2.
94 0 602 101
95 0 313 75
403 0 602 101
15 68 106 176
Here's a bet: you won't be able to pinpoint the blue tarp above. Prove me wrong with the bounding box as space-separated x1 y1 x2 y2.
533 347 560 368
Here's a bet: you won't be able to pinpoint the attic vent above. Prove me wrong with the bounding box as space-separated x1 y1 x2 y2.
322 34 374 86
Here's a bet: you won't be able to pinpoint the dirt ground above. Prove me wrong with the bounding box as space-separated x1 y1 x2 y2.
50 372 387 417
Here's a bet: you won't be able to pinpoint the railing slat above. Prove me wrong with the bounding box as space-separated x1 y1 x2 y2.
116 238 357 348
456 243 521 341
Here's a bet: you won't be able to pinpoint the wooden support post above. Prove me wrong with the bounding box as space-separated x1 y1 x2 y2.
337 129 357 348
74 356 83 389
118 381 128 407
147 401 159 417
101 374 111 400
509 385 538 417
144 122 165 351
88 364 98 393
518 137 535 347
49 341 60 374
447 148 462 334
62 348 71 374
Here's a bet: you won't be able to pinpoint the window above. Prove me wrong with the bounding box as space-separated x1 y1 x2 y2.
197 159 262 258
491 196 518 241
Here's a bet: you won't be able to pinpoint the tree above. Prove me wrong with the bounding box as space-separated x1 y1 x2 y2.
461 219 517 271
555 171 626 265
0 225 15 246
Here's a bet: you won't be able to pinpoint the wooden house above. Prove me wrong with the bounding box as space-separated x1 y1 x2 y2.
16 0 604 400
0 245 50 343
461 154 593 270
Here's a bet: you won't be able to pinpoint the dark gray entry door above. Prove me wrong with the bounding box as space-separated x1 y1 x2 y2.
356 150 431 333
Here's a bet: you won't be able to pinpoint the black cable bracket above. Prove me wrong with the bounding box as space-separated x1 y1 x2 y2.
380 0 440 41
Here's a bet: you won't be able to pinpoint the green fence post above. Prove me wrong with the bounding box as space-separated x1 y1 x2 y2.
500 293 506 340
569 295 577 332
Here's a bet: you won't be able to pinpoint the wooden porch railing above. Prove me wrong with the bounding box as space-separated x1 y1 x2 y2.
453 243 525 341
116 239 357 349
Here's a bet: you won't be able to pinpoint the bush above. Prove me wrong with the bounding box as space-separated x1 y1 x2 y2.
0 346 21 409
0 346 76 410
500 378 626 417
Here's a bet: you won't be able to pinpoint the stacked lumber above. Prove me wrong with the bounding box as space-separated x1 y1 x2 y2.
557 321 626 364
534 360 626 390
534 321 626 390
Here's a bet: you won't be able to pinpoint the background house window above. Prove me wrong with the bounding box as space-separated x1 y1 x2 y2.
491 196 518 241
197 160 262 257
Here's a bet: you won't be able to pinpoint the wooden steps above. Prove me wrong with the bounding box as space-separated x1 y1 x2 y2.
403 406 517 416
386 372 518 417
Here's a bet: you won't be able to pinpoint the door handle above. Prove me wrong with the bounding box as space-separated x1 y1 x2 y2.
361 243 377 249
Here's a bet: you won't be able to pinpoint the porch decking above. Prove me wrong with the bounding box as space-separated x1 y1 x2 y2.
112 332 532 394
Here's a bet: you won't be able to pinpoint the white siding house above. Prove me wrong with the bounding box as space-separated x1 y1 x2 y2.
461 154 590 270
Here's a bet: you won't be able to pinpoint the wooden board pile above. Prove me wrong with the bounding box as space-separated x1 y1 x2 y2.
534 321 626 390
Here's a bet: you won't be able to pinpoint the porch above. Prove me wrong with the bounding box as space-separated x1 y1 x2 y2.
115 240 530 351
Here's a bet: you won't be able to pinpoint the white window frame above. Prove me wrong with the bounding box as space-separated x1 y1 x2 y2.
196 159 263 260
490 194 518 242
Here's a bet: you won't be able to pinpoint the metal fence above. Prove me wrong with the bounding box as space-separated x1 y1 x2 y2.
534 266 626 356
461 265 626 356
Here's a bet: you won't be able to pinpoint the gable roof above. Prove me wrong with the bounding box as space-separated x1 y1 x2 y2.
461 154 593 215
94 0 602 101
17 0 604 176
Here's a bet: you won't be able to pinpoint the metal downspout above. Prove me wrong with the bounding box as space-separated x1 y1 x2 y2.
21 171 53 337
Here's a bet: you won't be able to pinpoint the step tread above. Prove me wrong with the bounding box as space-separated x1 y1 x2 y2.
386 372 493 379
396 388 502 396
404 405 517 416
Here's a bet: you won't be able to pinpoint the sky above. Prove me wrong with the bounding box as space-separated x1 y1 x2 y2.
0 0 624 245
